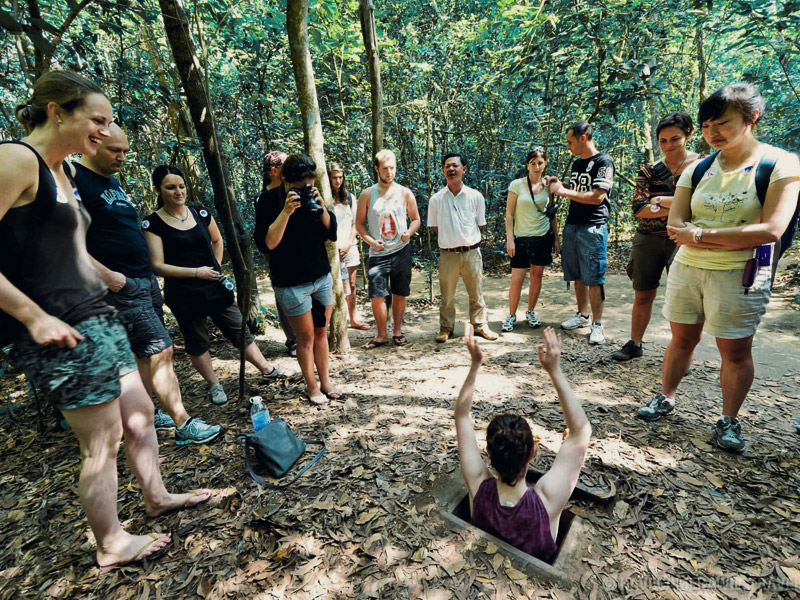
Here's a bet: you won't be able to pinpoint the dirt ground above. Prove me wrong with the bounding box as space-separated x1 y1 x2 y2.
2 262 800 599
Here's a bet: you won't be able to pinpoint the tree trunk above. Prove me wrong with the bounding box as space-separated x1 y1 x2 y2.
359 0 384 164
286 0 349 353
157 0 253 400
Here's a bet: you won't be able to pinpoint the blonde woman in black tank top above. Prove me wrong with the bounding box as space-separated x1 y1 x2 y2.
0 71 208 568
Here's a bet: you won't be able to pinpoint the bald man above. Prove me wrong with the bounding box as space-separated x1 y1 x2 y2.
75 125 223 446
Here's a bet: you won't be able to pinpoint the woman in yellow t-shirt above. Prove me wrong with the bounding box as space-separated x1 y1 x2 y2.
502 148 560 332
636 83 800 454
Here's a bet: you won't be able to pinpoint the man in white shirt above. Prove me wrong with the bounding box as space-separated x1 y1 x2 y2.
428 153 497 343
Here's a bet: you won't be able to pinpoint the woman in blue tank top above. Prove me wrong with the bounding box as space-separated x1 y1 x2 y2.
454 325 592 561
0 71 208 568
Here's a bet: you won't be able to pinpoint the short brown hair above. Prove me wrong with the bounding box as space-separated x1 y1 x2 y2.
14 70 104 134
373 149 396 167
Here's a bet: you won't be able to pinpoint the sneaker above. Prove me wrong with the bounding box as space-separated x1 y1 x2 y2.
525 310 541 328
260 366 284 382
611 340 642 362
209 383 228 405
715 416 746 453
154 409 176 431
589 323 606 345
501 315 517 332
175 418 224 446
561 312 591 330
637 393 675 421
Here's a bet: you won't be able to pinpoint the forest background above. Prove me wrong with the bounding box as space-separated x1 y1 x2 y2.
2 0 799 273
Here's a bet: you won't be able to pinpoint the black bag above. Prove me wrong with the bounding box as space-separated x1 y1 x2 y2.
526 175 558 221
237 417 326 489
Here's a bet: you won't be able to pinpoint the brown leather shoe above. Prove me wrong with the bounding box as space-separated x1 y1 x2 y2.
435 329 453 343
473 327 498 341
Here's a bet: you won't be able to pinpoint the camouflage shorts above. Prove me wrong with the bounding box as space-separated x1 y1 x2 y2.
10 313 138 411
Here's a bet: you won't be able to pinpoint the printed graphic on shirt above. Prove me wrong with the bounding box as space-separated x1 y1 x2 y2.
100 188 133 208
702 191 751 224
141 219 150 229
379 211 399 242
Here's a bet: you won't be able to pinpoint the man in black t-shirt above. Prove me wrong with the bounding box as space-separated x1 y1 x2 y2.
550 121 615 345
76 124 222 446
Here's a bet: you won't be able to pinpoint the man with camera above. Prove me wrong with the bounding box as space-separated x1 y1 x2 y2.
75 124 223 445
428 153 497 343
355 149 421 348
254 154 343 406
549 121 615 346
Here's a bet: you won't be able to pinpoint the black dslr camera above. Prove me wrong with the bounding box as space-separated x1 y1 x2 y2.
296 184 322 220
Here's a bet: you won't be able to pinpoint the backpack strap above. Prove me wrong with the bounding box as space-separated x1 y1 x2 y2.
690 151 719 193
754 154 778 206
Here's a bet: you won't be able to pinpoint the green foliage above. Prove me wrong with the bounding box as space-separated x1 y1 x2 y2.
1 0 798 253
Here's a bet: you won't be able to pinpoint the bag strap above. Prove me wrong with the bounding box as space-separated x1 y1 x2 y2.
690 151 719 193
243 436 327 490
754 154 777 206
526 175 548 215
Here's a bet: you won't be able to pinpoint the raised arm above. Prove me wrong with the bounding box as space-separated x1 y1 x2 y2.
266 189 301 250
533 327 591 528
455 323 492 500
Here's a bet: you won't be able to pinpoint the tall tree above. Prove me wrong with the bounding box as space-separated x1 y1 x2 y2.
286 0 349 353
157 0 253 398
359 0 384 163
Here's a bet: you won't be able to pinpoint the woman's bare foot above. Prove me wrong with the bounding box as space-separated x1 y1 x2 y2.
145 489 212 518
349 321 369 330
96 532 171 568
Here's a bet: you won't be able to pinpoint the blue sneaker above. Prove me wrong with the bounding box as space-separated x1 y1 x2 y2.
154 409 176 431
175 418 224 446
714 416 746 453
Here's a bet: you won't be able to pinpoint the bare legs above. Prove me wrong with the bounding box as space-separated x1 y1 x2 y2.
661 322 703 399
370 294 405 342
716 336 754 418
346 265 366 328
288 305 337 402
136 345 190 427
508 266 545 316
574 280 604 323
190 342 275 387
629 288 658 345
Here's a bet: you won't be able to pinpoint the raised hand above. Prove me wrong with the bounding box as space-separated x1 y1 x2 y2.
537 326 562 374
463 322 483 365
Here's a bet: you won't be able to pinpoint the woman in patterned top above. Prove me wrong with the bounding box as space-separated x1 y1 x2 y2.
611 113 701 362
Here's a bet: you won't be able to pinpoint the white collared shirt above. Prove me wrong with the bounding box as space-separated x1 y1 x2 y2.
427 183 485 249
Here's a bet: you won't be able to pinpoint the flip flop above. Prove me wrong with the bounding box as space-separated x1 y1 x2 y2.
99 532 171 569
392 334 407 346
322 390 347 401
307 393 329 406
147 489 212 518
362 339 388 350
350 323 370 330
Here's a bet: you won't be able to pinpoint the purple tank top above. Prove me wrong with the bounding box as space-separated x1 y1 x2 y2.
471 478 558 562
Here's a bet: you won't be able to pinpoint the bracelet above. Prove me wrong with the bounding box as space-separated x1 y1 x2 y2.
693 228 703 244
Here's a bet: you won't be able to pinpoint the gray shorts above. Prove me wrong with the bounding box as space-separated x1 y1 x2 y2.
174 303 254 356
10 313 138 411
107 274 173 358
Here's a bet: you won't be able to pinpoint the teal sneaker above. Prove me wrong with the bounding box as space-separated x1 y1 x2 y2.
208 383 228 405
637 393 675 421
175 418 224 446
714 416 746 453
154 409 176 431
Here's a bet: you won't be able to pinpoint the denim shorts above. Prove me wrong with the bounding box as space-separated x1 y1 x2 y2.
367 244 412 298
274 273 334 318
561 224 608 286
10 313 138 411
106 274 172 358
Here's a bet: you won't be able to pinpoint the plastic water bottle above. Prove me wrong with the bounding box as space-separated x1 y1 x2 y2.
250 396 270 431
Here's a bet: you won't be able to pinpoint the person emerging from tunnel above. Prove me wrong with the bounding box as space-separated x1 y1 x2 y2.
454 325 592 561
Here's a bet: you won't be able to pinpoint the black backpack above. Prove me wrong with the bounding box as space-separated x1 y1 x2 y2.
690 150 800 260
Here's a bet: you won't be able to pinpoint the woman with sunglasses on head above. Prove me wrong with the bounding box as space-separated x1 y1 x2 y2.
0 71 209 568
637 83 800 453
612 113 702 362
501 148 560 333
142 166 282 407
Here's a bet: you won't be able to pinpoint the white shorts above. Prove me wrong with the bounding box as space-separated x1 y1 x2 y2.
662 261 771 339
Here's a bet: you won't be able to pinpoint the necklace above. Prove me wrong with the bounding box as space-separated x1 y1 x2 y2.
663 153 689 177
163 206 189 222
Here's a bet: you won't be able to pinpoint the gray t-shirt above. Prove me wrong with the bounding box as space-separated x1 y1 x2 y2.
367 184 409 257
